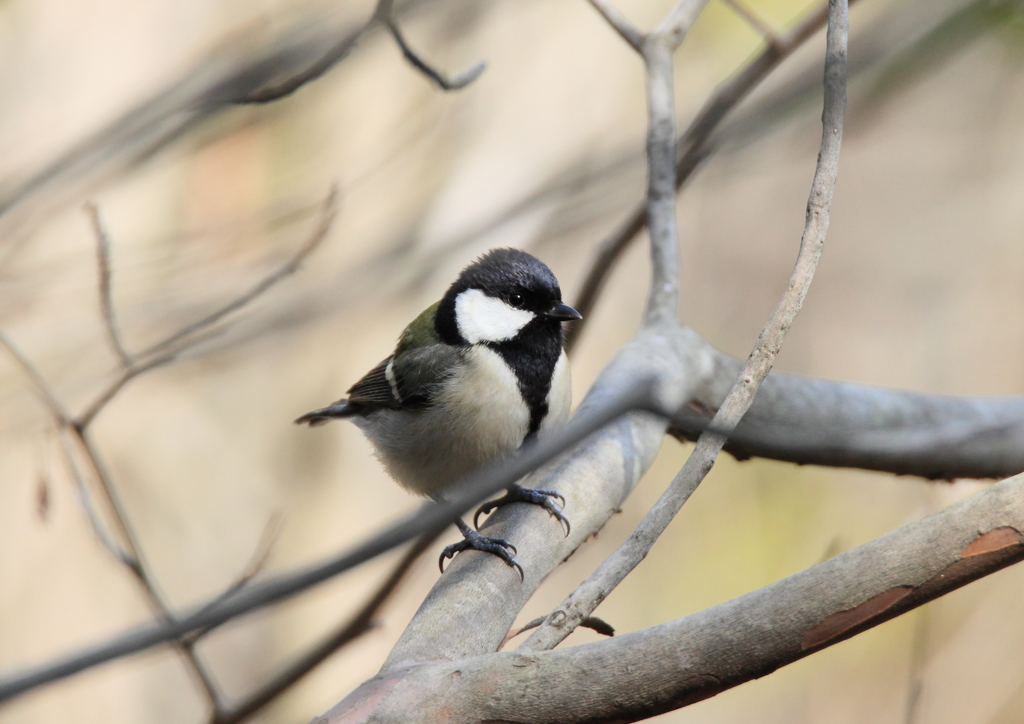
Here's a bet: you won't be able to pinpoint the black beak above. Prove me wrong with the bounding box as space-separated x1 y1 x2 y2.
545 301 583 322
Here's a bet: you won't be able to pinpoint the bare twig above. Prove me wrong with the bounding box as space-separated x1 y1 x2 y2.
232 26 371 105
522 0 848 652
721 0 780 45
653 0 713 50
67 425 226 708
211 532 439 724
2 193 340 714
502 615 615 649
387 20 486 91
136 186 339 362
237 0 482 104
0 330 72 423
57 431 136 570
76 348 189 428
84 203 132 368
233 511 285 588
567 0 848 352
0 333 222 706
182 511 287 647
586 0 644 51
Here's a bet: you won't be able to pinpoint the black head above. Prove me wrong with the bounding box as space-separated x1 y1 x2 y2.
435 248 581 346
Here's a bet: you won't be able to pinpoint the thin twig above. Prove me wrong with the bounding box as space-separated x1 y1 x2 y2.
521 0 848 652
501 615 615 649
67 424 226 708
566 0 849 352
76 190 338 428
136 186 338 361
182 511 286 647
0 330 72 423
586 0 644 50
387 20 486 91
653 0 713 50
0 330 224 706
76 348 189 428
85 203 133 368
57 431 137 571
232 20 375 105
211 532 439 724
3 187 340 711
721 0 780 45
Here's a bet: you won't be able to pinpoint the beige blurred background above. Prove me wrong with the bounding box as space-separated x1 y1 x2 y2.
2 0 1024 722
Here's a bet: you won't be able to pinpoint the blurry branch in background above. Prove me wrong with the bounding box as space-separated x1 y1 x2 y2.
0 347 225 710
0 0 444 247
133 187 338 363
76 187 338 428
85 203 132 368
566 0 856 351
237 0 484 103
720 0 779 45
0 185 338 718
386 19 486 91
210 531 440 724
523 0 847 653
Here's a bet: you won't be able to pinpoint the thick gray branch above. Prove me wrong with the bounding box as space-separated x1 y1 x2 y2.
323 472 1024 724
673 342 1024 480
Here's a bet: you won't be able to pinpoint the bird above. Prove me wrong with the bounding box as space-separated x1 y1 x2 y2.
295 248 582 578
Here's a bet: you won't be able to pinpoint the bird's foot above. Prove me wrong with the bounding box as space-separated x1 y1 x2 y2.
474 484 570 536
440 520 523 580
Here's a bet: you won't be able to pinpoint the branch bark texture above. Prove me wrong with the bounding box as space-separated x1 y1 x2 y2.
322 473 1024 724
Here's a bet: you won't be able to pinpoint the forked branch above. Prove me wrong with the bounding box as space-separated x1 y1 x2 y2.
523 0 848 652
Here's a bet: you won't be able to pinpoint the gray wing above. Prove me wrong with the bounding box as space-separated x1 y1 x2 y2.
346 357 402 409
388 344 464 408
347 344 463 410
295 344 463 426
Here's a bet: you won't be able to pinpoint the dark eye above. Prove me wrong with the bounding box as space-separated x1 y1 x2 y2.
508 293 525 309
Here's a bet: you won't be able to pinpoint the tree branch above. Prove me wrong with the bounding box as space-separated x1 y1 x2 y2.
522 0 847 652
386 19 486 91
567 0 851 352
210 532 438 724
721 0 780 46
135 186 339 362
324 472 1024 723
84 203 133 368
0 330 72 423
671 352 1024 481
585 0 644 51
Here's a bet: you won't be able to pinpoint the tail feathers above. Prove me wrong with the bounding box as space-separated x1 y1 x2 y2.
294 400 359 426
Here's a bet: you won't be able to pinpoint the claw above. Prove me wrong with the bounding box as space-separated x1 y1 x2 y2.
440 520 524 580
474 485 570 537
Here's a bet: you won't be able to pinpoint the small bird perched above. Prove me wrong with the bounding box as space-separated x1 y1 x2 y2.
296 248 581 578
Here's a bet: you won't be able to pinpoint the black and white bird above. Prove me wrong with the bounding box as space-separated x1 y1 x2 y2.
295 248 581 577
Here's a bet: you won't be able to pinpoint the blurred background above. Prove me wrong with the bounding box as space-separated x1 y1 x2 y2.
2 0 1024 722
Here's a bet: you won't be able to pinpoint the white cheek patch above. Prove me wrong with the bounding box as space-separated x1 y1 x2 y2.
455 288 536 344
